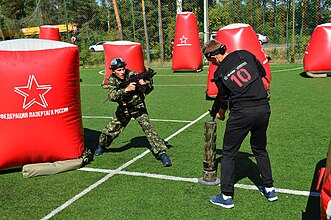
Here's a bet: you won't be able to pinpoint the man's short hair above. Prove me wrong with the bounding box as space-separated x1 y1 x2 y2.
202 40 227 58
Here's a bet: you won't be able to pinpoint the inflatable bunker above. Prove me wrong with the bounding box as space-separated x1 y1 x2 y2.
103 41 145 85
206 23 271 99
0 39 84 171
172 12 203 71
39 25 61 41
318 140 331 220
304 23 331 78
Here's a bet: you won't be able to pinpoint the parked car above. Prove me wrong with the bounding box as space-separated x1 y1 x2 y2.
257 33 269 44
210 32 217 40
89 41 110 52
210 32 268 45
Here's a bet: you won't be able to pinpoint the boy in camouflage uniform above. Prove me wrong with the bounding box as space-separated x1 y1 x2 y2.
94 57 171 167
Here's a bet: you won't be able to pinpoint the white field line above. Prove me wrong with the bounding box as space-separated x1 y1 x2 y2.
80 84 103 87
79 167 320 198
41 111 210 220
80 167 199 183
40 172 116 220
82 116 193 123
80 84 205 87
154 84 206 87
269 67 303 73
42 64 305 219
164 111 209 142
98 70 105 75
83 67 303 87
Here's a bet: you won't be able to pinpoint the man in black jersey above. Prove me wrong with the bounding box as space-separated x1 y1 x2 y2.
202 39 277 209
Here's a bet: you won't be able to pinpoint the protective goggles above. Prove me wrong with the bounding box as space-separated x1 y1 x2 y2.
110 57 126 70
204 45 226 59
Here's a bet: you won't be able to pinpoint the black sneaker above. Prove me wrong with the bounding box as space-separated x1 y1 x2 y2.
157 153 172 167
94 145 104 156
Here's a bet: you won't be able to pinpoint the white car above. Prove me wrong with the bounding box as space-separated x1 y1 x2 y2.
89 41 109 52
210 32 268 45
210 32 217 40
257 33 269 44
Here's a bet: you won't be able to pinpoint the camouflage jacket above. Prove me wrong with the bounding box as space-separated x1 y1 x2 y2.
105 69 154 107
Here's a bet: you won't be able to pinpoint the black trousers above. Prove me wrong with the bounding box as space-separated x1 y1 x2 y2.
221 104 274 196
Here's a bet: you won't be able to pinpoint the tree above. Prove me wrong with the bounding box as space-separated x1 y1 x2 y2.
142 0 150 65
112 0 123 40
158 0 164 63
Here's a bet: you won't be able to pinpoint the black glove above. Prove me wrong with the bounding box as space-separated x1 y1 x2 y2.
209 100 221 119
209 108 217 119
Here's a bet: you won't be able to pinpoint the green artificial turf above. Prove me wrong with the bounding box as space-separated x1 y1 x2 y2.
1 64 329 219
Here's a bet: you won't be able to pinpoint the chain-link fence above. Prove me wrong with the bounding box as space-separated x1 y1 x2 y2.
0 0 329 66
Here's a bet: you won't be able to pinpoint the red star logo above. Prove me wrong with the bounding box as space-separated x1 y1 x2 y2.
14 75 52 110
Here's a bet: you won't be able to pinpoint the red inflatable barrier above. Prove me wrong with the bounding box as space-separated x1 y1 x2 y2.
206 62 219 99
304 23 331 75
206 23 271 98
319 140 331 220
103 41 145 85
172 12 203 71
0 39 84 170
39 25 61 41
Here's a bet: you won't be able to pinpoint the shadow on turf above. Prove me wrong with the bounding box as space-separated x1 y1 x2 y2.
215 149 323 219
299 72 331 78
83 128 173 155
83 128 101 153
215 150 264 186
301 158 325 220
0 167 22 175
299 72 311 78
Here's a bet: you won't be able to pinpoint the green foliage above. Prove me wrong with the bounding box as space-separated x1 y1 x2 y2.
208 3 223 31
1 0 331 63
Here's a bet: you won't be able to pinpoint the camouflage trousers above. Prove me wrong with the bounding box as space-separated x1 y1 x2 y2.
99 104 167 156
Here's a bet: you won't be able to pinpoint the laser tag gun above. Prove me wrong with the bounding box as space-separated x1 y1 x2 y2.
119 68 156 91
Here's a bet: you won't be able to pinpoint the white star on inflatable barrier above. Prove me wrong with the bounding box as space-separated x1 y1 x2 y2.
14 75 52 110
180 35 188 44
